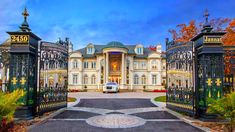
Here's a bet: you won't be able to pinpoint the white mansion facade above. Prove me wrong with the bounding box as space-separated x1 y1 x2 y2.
68 41 166 90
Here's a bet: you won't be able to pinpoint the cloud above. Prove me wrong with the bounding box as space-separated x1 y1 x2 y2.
0 0 27 43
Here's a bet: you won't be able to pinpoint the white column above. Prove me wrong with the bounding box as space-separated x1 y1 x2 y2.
106 52 109 83
129 57 133 90
97 57 100 90
121 53 125 89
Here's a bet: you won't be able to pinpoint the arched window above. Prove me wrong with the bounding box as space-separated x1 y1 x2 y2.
151 60 157 69
134 74 139 84
84 74 88 84
141 75 146 84
73 60 78 69
91 74 96 84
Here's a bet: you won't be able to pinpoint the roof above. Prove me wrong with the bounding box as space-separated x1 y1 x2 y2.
73 42 155 58
104 41 126 49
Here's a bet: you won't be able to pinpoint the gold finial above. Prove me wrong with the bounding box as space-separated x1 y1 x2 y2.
22 7 29 20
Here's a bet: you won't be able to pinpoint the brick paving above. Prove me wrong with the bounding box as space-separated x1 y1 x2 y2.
29 94 204 132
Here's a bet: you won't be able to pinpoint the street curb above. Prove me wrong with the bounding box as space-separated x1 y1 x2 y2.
150 98 210 132
68 97 80 107
166 109 211 132
27 107 67 131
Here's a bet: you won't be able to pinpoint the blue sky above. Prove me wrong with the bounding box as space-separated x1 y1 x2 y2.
0 0 235 51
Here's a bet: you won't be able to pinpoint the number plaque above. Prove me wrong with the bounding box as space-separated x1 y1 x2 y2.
11 35 29 44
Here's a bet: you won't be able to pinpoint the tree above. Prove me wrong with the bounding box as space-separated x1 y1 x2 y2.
0 89 25 131
148 45 156 51
168 20 198 42
223 18 235 45
168 18 232 43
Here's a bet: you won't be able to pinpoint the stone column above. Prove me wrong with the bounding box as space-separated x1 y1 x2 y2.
97 57 100 90
121 53 125 89
129 57 133 90
106 52 109 83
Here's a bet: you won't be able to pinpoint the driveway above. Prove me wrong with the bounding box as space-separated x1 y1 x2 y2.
68 91 166 99
29 93 204 132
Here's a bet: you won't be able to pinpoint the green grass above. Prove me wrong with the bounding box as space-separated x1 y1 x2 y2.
154 96 166 102
67 97 77 102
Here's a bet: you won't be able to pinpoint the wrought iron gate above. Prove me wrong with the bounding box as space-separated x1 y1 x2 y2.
37 41 68 115
166 41 195 115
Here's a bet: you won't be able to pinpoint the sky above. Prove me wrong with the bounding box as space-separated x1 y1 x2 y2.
0 0 235 51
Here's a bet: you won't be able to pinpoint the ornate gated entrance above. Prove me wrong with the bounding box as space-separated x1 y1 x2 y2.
166 11 234 117
0 8 68 118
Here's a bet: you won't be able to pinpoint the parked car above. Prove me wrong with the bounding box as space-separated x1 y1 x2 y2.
103 82 119 93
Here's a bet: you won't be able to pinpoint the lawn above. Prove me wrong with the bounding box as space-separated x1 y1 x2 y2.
67 97 77 102
154 96 166 102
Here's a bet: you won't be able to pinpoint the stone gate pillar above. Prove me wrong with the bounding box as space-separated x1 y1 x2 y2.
7 8 41 118
191 10 226 117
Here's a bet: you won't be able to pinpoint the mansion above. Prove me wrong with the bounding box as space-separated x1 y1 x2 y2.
68 41 166 90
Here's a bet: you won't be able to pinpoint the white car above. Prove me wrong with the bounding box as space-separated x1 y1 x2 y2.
103 82 119 93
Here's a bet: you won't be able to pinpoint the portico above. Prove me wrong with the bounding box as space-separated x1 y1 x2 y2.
103 45 128 89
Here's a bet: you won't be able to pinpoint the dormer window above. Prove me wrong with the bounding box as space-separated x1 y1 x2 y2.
135 44 143 55
137 47 143 54
87 47 93 54
87 43 94 54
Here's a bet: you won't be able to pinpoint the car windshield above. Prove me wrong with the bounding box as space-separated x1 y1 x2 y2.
107 82 117 85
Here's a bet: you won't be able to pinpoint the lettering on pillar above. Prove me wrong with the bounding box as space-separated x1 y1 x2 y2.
11 35 29 44
203 36 222 44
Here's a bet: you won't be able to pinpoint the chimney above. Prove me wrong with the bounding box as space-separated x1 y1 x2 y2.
156 44 162 53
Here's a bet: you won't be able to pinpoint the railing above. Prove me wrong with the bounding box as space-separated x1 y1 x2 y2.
166 86 195 114
37 86 67 115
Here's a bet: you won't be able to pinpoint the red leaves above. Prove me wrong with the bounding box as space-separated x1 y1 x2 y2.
169 20 198 43
222 18 235 46
168 17 234 45
148 45 156 51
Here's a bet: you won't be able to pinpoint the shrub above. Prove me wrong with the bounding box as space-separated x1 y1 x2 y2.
207 92 235 132
0 89 25 127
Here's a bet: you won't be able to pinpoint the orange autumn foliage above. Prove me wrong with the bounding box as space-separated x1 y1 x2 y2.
169 18 233 45
223 18 235 46
168 20 198 42
176 20 198 42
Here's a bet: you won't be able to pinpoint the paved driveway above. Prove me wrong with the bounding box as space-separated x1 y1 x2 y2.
29 96 204 132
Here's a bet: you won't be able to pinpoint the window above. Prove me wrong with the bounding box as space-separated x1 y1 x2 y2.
134 61 138 69
73 60 78 69
91 62 96 69
141 75 146 84
141 61 146 69
134 74 139 84
137 47 143 54
152 75 157 85
84 62 89 69
91 74 96 84
151 60 157 69
72 74 78 84
87 47 93 54
84 74 88 84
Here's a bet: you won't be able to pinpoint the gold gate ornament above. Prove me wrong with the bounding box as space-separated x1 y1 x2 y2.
11 77 18 85
20 77 27 85
215 78 221 86
206 78 212 86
